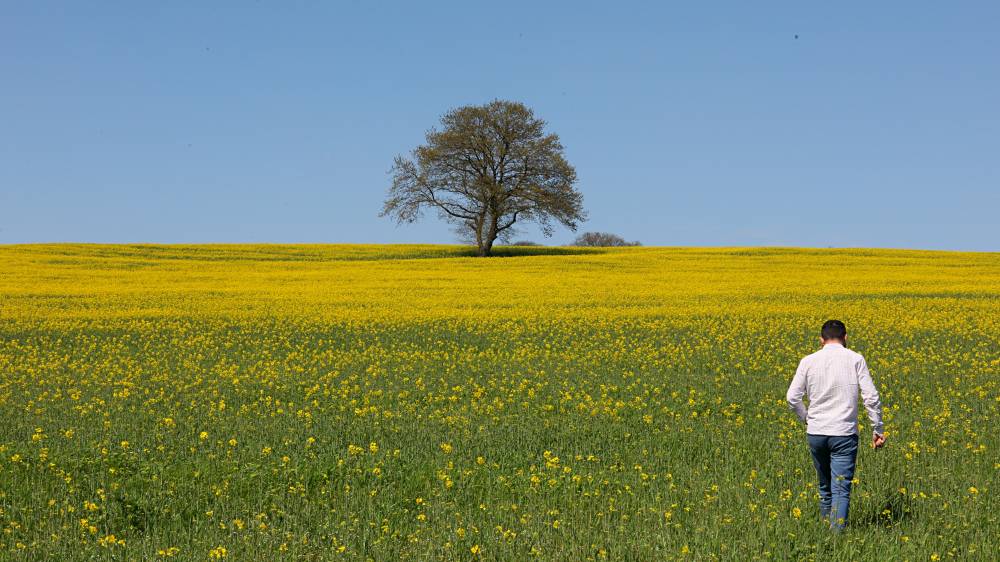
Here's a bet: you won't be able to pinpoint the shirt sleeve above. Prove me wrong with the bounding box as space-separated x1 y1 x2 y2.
856 355 884 435
786 358 808 424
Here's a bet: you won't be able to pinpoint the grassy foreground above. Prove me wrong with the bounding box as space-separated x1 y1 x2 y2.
0 244 997 561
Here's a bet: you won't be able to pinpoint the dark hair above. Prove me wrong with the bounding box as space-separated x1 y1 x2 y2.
821 319 847 341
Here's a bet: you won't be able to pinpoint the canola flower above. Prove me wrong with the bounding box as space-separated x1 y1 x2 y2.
0 244 997 560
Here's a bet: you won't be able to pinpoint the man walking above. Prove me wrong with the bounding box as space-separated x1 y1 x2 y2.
786 320 886 530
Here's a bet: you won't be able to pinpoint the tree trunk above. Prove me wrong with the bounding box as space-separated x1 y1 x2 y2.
478 216 498 257
472 218 482 247
478 237 494 257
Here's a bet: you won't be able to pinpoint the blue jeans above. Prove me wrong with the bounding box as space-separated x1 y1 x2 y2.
807 433 859 530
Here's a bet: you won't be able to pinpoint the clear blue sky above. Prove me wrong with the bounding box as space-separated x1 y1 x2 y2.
2 1 998 250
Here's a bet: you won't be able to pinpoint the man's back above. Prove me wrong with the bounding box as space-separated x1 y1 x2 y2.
786 342 883 436
788 321 885 531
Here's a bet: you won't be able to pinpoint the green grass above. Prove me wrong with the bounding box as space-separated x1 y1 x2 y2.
0 244 997 560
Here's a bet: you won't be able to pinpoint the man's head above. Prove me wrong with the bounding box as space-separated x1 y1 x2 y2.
820 319 847 345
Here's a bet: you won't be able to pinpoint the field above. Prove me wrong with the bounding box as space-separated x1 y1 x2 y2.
0 244 997 561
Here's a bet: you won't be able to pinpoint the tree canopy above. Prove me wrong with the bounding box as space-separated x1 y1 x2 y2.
381 100 586 256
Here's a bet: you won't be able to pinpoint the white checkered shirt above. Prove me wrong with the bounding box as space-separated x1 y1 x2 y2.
786 342 884 436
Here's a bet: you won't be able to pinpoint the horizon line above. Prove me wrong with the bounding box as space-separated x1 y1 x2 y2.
1 242 996 255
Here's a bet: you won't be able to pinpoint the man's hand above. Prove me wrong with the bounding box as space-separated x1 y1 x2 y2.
872 432 886 449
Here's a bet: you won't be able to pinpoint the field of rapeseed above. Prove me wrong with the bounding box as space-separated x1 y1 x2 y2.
0 244 997 561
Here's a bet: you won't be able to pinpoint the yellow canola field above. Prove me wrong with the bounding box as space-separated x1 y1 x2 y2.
0 244 997 561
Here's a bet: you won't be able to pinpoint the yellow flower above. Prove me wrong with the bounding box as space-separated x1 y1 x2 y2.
97 534 124 547
440 442 453 454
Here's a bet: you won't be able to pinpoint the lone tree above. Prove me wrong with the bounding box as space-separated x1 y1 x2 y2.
572 231 641 247
381 100 586 257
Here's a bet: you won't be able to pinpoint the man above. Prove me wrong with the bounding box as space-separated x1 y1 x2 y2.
786 320 886 530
